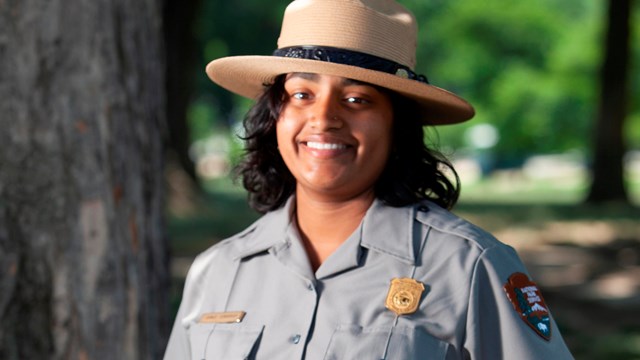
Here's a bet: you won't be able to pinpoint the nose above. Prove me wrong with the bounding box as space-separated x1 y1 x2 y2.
308 95 343 130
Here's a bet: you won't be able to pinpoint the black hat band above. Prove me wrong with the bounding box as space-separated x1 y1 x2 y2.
273 46 429 84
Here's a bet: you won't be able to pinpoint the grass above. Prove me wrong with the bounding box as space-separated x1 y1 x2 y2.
459 170 640 205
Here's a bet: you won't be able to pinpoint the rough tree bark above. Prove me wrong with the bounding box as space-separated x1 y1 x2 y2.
0 0 169 359
586 0 632 204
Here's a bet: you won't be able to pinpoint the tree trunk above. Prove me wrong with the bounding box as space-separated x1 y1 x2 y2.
586 0 632 204
0 0 169 359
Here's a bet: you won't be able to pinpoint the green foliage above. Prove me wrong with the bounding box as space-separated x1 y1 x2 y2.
629 5 640 149
628 114 640 148
191 0 289 128
419 0 610 166
187 96 219 142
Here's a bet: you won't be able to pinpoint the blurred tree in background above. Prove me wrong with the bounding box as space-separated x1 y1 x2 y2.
587 0 634 204
165 0 202 182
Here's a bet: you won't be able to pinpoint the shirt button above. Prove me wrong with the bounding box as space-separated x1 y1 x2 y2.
291 334 301 344
307 283 314 291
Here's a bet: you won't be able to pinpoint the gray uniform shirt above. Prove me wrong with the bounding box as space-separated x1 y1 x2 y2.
164 198 574 359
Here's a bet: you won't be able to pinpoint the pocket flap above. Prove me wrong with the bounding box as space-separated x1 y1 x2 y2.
324 324 452 359
189 323 264 360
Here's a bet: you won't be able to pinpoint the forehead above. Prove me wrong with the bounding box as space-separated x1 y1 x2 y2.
285 72 373 88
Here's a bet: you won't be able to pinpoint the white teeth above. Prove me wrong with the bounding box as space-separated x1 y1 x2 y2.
306 141 347 150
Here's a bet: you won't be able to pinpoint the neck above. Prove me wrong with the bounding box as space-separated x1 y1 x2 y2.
294 187 375 271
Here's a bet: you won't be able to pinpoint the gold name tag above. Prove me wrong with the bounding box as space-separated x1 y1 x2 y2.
199 311 246 324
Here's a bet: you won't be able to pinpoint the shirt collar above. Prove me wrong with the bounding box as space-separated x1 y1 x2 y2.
232 197 421 266
360 199 418 265
231 197 295 260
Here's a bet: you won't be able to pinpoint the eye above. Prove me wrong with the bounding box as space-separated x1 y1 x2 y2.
345 96 370 105
292 92 310 100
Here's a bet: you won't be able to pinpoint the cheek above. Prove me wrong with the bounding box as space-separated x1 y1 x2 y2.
275 116 298 157
365 117 393 153
275 121 285 147
362 117 394 172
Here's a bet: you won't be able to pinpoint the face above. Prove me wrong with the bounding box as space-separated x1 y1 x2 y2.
276 73 394 202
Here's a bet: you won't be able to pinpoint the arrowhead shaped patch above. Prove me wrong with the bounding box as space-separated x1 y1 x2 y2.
503 272 552 341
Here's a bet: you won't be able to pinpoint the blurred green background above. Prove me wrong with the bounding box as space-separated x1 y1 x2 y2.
166 1 640 359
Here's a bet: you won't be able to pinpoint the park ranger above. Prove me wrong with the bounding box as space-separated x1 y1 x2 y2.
164 0 574 358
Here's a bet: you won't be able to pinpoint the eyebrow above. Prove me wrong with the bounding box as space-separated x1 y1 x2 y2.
287 72 370 87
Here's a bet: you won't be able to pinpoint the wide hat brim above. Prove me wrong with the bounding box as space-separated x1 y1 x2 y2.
206 56 475 125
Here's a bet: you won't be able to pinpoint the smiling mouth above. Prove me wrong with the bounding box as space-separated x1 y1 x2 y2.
305 141 348 150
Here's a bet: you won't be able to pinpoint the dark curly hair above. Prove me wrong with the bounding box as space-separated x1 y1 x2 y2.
235 75 460 213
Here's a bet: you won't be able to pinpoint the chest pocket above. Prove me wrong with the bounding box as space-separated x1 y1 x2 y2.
323 324 455 360
189 323 264 360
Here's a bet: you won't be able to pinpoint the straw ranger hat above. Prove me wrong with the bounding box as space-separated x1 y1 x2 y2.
206 0 475 124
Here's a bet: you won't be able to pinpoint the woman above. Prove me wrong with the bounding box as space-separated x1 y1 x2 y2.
165 0 574 359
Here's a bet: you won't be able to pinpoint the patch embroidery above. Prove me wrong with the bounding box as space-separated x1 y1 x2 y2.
503 272 552 341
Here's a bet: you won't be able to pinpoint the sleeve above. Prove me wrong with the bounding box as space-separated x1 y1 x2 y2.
163 258 202 360
464 244 574 359
163 240 244 360
163 250 220 360
164 296 192 360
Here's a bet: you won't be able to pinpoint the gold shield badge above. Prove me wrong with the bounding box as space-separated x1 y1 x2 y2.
385 278 425 316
